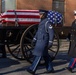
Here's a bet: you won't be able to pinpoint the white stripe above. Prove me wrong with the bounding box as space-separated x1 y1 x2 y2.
2 12 39 16
2 18 41 22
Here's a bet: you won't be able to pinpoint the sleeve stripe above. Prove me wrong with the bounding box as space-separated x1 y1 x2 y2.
34 38 36 40
49 41 53 43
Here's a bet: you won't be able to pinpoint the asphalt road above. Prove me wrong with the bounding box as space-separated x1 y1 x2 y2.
0 40 76 75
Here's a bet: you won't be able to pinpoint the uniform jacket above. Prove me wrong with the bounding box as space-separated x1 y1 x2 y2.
33 18 54 56
68 20 76 58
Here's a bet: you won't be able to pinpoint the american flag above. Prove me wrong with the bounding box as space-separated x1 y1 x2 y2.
47 10 63 24
0 10 41 26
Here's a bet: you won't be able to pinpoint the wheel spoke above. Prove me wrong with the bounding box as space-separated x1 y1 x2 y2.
33 27 37 34
16 48 21 57
6 44 25 60
28 31 34 38
49 48 56 53
11 45 20 53
25 37 32 42
9 44 17 47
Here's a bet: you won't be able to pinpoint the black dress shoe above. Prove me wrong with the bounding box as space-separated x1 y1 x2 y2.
27 69 35 74
66 67 73 73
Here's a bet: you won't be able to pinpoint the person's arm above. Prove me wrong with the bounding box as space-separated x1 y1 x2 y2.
48 24 54 48
32 31 38 46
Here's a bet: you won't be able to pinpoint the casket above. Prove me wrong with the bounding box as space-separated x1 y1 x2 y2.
0 10 41 26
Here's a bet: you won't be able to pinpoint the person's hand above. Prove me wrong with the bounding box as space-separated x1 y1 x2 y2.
31 39 36 46
48 42 52 49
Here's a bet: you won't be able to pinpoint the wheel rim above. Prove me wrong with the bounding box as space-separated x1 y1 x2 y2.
6 43 25 60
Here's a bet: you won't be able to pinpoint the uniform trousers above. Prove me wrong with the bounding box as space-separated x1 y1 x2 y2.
0 45 6 57
29 54 53 72
68 58 76 69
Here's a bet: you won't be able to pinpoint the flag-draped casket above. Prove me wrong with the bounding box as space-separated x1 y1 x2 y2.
0 10 41 26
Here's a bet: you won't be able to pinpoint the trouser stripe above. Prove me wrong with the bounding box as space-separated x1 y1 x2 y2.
70 58 76 68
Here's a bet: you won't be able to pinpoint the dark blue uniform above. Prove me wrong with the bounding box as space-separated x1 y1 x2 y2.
27 10 63 74
27 18 54 74
33 18 54 56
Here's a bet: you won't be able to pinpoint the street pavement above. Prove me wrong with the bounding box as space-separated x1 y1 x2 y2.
0 40 76 75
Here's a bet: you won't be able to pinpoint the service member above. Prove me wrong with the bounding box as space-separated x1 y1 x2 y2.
27 10 62 74
67 10 76 73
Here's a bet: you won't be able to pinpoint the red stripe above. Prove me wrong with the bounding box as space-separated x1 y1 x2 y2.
2 20 40 23
1 15 40 18
2 20 40 25
70 58 76 68
1 10 40 25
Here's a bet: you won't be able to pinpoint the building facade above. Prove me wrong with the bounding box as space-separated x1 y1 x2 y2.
0 0 76 26
0 0 1 13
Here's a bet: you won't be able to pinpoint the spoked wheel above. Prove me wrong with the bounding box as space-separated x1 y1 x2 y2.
20 24 59 63
6 43 25 60
20 24 38 63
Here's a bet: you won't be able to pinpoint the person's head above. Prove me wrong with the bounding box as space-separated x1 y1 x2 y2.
74 10 76 19
39 9 48 19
